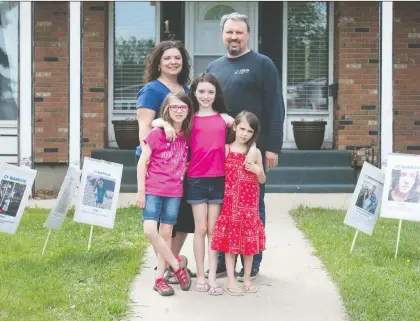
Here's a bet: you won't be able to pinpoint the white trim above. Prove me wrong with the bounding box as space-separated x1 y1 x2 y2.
380 1 393 168
250 2 258 51
19 2 33 168
155 1 161 43
282 2 288 142
107 2 115 146
69 1 82 167
328 1 334 142
2 121 18 128
184 2 194 72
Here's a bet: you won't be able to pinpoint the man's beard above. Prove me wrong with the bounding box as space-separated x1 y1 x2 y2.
227 42 242 56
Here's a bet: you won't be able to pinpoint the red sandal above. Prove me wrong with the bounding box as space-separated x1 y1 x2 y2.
155 278 175 296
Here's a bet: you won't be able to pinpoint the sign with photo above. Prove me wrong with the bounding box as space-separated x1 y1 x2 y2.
44 166 82 230
0 163 37 234
344 162 385 235
74 157 123 229
380 153 420 221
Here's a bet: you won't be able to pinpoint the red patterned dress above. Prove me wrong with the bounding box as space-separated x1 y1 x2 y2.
211 148 266 255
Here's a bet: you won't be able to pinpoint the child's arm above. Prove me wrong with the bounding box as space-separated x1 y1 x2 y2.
136 144 152 209
245 149 266 184
221 113 235 128
151 118 177 141
245 142 258 164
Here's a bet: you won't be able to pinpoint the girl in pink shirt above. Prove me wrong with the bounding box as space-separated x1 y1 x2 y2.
137 92 194 296
153 73 234 295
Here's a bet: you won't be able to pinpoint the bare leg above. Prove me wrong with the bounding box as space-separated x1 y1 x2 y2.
171 232 188 257
243 255 258 293
225 253 242 295
156 223 174 279
143 221 180 274
207 203 223 295
192 204 208 289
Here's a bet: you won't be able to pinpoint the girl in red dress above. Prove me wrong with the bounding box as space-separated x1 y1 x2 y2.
211 111 266 296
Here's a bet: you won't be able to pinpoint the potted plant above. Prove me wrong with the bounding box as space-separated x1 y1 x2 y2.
111 117 139 150
291 119 327 150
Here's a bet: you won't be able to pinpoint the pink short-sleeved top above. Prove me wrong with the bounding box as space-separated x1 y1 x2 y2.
144 128 188 197
187 114 226 178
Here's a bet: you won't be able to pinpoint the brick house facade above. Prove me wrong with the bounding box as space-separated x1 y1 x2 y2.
334 1 420 157
2 1 418 190
34 1 108 163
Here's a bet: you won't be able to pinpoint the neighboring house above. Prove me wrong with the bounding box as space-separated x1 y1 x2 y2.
0 1 418 191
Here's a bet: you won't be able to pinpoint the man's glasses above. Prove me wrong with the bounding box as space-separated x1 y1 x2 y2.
169 104 189 112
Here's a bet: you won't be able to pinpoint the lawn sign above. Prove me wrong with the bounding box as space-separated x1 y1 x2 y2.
380 153 420 258
74 157 123 250
344 161 384 252
42 165 82 255
0 162 37 234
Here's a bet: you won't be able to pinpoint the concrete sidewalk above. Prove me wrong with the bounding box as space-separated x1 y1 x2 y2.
124 193 351 321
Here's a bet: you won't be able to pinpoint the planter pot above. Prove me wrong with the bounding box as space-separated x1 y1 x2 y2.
292 121 327 150
112 120 139 150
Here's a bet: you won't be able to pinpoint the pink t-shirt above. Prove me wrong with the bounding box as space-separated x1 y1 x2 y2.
188 114 226 178
144 128 188 197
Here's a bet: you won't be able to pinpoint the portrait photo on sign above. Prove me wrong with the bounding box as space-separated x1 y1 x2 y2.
82 175 115 210
0 179 26 217
355 181 380 215
387 169 420 203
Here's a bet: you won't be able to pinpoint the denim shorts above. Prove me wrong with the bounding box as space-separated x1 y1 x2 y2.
186 177 225 204
142 194 182 225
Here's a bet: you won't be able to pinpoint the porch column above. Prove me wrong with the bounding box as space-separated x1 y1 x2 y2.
69 1 82 168
379 1 393 168
19 2 33 168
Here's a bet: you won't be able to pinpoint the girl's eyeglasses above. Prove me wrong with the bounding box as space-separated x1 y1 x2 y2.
169 105 189 112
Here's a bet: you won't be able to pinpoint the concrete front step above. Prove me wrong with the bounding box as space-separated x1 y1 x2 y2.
121 183 356 194
266 166 355 185
122 166 138 185
92 148 356 194
91 148 353 168
278 149 352 167
92 148 136 167
265 184 355 193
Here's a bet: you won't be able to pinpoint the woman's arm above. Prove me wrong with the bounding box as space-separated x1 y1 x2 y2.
137 108 156 149
136 144 152 209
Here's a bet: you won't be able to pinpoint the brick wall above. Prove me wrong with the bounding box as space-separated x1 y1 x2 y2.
82 2 108 158
393 2 420 154
334 2 380 156
34 2 108 164
34 2 69 163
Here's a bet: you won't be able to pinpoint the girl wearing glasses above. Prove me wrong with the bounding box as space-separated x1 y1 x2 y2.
136 40 196 284
137 92 194 296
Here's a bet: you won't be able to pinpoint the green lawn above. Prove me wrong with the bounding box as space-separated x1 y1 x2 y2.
0 206 148 321
290 206 420 321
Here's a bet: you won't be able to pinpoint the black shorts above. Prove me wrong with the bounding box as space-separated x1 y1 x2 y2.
136 155 194 237
186 176 225 204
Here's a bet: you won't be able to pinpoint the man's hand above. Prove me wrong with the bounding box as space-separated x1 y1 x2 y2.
265 151 278 170
163 123 177 142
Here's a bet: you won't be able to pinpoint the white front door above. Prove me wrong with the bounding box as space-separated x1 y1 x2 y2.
185 2 258 76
